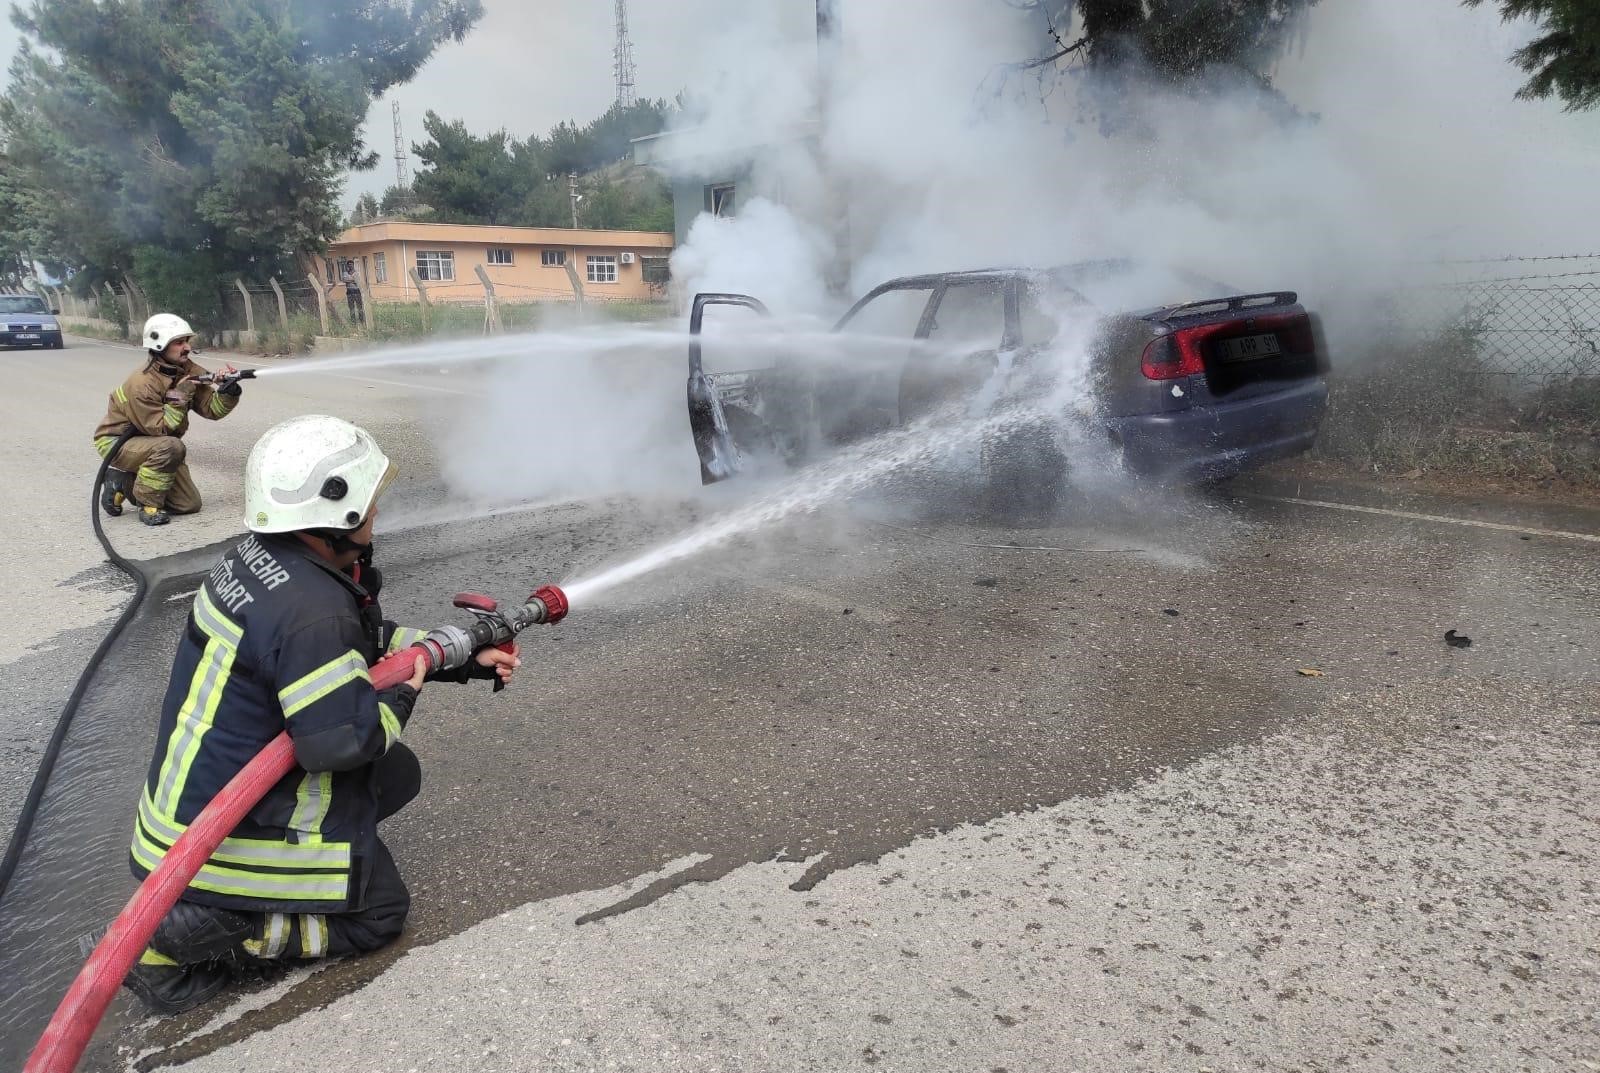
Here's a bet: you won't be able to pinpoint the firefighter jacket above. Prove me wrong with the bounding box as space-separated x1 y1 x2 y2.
93 356 239 456
130 532 432 913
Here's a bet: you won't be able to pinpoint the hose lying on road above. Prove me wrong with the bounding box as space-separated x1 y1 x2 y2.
0 430 142 909
24 577 569 1073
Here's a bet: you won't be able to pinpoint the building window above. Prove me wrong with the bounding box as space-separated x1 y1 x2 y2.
640 255 670 285
415 250 455 282
710 183 736 217
541 249 566 267
373 252 388 284
324 258 336 284
487 247 514 266
586 255 617 284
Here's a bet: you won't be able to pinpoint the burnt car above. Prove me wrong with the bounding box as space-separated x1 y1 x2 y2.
686 261 1327 506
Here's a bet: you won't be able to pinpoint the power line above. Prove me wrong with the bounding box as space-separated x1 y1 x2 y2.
1437 253 1600 264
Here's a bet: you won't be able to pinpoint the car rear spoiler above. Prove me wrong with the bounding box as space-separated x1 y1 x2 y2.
1156 291 1299 321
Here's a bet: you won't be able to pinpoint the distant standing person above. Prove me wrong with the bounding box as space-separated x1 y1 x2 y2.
341 263 364 321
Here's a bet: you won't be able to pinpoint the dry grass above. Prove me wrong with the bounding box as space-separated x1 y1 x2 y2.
1314 325 1600 489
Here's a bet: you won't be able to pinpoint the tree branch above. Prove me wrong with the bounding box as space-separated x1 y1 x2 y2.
1015 34 1090 71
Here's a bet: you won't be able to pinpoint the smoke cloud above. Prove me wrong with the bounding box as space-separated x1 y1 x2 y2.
434 0 1600 513
668 0 1600 321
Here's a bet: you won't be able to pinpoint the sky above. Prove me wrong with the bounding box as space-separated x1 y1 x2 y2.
1 1 1597 211
0 0 813 206
342 0 816 205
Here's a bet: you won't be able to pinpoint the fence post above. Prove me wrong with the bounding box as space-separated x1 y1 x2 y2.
307 273 330 335
408 268 432 333
473 264 503 335
113 282 136 338
120 276 142 326
356 260 374 332
268 277 290 339
562 259 586 320
234 277 255 338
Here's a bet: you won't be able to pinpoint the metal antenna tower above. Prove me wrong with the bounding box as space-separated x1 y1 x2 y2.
392 99 410 189
612 0 637 107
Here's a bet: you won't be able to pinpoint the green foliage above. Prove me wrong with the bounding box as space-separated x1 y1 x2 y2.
380 184 418 216
96 288 128 333
349 192 381 224
1314 321 1600 486
130 245 224 332
410 98 676 231
411 114 530 223
1031 0 1318 81
578 177 675 232
1 0 484 281
1463 0 1600 110
354 297 670 341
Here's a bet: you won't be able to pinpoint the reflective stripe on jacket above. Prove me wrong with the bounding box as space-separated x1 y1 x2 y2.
130 533 418 913
93 356 237 447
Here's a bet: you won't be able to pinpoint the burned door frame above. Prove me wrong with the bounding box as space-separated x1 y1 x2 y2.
893 277 1021 424
687 292 772 484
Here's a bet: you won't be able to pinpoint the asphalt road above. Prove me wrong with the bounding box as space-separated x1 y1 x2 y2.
3 336 1597 1072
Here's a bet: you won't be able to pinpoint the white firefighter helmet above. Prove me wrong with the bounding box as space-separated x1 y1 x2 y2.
143 312 195 354
244 415 396 534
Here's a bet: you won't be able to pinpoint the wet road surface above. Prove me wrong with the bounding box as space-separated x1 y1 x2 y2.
3 472 1597 1070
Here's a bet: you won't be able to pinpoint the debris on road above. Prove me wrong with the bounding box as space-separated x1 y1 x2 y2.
1445 630 1473 649
973 577 998 588
1297 668 1327 678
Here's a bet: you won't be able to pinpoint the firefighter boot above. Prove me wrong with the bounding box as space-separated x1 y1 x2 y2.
121 948 231 1015
148 901 254 965
136 503 171 526
99 467 132 518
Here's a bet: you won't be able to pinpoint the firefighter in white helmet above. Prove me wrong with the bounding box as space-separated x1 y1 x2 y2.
92 313 245 525
122 416 520 1013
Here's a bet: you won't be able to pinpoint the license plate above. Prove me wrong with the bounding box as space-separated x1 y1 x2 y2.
13 333 40 340
1220 333 1281 363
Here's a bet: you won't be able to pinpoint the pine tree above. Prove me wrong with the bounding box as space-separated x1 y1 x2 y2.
1464 0 1600 110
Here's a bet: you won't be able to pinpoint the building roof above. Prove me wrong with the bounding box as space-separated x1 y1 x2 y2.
333 221 673 248
632 120 820 171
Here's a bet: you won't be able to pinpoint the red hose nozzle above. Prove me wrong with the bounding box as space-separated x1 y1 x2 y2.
532 584 569 624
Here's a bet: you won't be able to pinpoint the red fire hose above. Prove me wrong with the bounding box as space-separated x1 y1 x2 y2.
25 585 568 1073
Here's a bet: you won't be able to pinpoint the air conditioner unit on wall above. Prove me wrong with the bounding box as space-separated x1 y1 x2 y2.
619 251 636 265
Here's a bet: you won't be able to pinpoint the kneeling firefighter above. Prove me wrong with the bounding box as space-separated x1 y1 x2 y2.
123 415 521 1013
92 313 246 526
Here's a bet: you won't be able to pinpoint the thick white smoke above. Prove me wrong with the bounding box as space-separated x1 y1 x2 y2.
436 0 1600 511
667 0 1600 318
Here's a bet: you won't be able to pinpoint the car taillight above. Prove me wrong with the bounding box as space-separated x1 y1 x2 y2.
1140 325 1216 381
1140 312 1314 381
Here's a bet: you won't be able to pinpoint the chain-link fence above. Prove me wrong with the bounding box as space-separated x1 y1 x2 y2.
1402 256 1600 386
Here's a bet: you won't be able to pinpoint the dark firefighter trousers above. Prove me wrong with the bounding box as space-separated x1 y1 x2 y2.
204 743 419 962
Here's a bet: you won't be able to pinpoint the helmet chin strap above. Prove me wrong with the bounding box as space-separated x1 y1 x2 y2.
148 354 185 378
325 530 372 559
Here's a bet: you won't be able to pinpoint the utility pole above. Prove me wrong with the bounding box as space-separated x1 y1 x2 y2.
569 173 580 229
816 0 850 297
613 0 638 107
